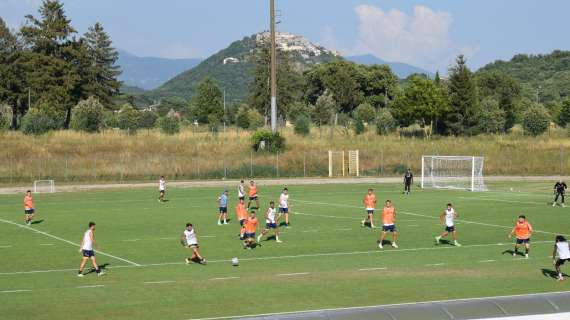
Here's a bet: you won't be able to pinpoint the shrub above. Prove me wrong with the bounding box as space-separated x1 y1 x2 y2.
294 114 311 136
236 105 250 129
475 98 506 134
21 103 64 135
288 102 311 122
376 108 396 135
0 104 11 131
567 123 570 137
139 111 158 129
355 103 376 123
207 114 219 132
251 130 285 153
157 116 180 135
117 104 143 133
522 105 550 136
354 118 366 135
248 109 265 130
399 123 426 138
559 98 570 127
102 112 119 128
70 97 104 133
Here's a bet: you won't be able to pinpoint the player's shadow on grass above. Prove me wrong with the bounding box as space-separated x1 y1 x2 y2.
85 263 110 275
279 222 288 227
541 268 569 279
502 249 526 257
361 222 375 229
437 239 453 246
31 219 44 225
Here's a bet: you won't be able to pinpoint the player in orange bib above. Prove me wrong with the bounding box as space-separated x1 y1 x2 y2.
378 200 398 249
247 180 260 210
243 211 259 249
508 215 533 258
24 190 35 225
361 189 377 229
235 198 248 240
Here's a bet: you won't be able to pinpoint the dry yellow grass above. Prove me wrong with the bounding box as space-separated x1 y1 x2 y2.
0 126 568 184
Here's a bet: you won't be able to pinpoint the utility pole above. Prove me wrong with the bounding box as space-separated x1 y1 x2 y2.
223 89 226 132
270 0 277 133
28 88 31 109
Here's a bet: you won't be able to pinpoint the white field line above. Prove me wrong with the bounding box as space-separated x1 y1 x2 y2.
0 245 13 248
144 280 176 284
122 239 142 242
478 259 496 263
186 290 570 320
0 218 141 267
209 277 239 281
77 285 104 289
358 267 387 271
293 199 569 236
0 240 555 276
39 243 54 246
425 263 445 267
277 272 309 277
0 289 32 294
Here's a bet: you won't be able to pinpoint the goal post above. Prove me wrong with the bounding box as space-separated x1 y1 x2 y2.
421 156 486 191
34 180 55 193
329 150 359 177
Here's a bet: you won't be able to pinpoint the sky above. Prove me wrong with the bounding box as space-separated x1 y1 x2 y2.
1 0 569 72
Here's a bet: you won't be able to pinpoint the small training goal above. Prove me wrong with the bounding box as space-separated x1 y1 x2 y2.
328 150 359 177
421 156 486 192
34 180 55 193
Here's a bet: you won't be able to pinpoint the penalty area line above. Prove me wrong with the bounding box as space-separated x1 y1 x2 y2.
0 218 141 267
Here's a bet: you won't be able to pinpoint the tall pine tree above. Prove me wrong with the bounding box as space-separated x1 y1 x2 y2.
0 17 24 128
444 55 479 135
82 22 121 105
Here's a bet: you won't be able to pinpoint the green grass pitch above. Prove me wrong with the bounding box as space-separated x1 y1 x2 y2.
0 181 569 320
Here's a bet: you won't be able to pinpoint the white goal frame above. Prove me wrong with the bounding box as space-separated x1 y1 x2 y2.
348 150 360 177
328 150 359 177
328 150 345 177
421 156 486 192
34 180 55 193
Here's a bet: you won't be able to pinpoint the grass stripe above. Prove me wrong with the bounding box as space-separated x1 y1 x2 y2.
0 218 142 267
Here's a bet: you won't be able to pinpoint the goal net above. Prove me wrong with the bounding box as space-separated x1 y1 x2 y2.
34 180 55 193
421 156 486 192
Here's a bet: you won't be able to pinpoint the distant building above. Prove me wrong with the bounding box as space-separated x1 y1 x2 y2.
223 57 240 64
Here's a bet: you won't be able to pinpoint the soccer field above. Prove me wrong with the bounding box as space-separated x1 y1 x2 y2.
0 181 569 320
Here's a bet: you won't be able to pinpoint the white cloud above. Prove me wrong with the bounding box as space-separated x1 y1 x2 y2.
353 4 466 71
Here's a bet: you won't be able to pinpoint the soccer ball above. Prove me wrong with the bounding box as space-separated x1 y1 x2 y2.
231 257 239 266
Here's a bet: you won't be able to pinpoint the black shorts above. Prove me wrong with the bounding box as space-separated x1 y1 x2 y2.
445 226 455 232
239 219 246 226
159 189 165 194
188 244 199 249
249 196 258 201
244 232 256 239
556 258 570 266
25 208 35 215
219 207 228 213
516 238 530 244
239 196 245 201
382 225 396 232
82 250 95 257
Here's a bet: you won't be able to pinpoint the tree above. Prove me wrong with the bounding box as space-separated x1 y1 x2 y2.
21 102 65 135
304 60 363 114
523 104 550 136
558 98 570 127
70 96 104 132
391 75 449 132
248 45 303 120
475 98 506 134
311 90 336 127
139 110 158 129
356 64 398 108
247 109 265 130
81 22 121 105
157 116 180 135
235 104 250 129
0 17 24 129
117 104 142 133
376 108 396 135
287 101 311 122
354 118 365 135
191 77 223 124
476 70 522 131
158 96 187 117
294 114 311 136
355 103 376 123
444 55 479 135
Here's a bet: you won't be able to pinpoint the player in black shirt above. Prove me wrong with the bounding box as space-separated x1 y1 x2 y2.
403 169 413 195
553 180 567 207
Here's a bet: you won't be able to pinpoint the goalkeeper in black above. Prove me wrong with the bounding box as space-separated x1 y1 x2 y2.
403 169 413 195
553 180 567 207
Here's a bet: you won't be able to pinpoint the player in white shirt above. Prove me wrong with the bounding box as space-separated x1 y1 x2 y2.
278 188 290 227
257 201 282 243
435 203 461 246
181 223 206 264
238 180 246 201
158 176 166 203
553 235 570 281
78 222 104 277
